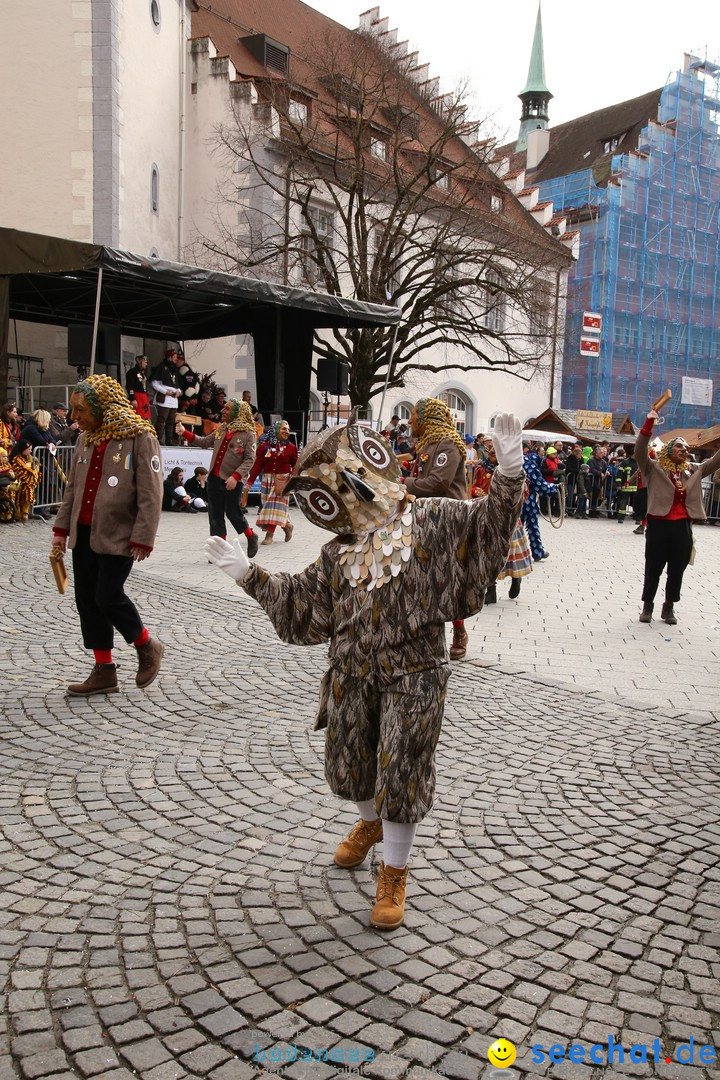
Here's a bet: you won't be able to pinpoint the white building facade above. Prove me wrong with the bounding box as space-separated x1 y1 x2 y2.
1 0 573 436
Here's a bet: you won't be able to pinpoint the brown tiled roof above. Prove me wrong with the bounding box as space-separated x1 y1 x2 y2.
498 87 663 184
532 201 552 210
548 212 566 226
516 187 539 197
190 0 572 263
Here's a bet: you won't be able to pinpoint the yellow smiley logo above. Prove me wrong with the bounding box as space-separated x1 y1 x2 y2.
487 1039 517 1068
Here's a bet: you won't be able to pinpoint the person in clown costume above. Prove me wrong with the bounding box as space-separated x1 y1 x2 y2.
205 411 525 930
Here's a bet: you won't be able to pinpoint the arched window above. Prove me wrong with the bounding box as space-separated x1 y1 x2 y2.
438 390 468 435
151 165 159 214
393 402 413 422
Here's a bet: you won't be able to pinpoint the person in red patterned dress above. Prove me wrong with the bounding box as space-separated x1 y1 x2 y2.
243 421 298 545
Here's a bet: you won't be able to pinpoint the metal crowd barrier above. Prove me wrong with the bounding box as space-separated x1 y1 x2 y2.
31 445 76 510
702 478 720 522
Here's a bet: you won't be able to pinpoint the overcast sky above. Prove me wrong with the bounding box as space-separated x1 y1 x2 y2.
307 0 719 144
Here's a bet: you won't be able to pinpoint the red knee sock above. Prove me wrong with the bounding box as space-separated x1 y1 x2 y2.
244 527 255 537
452 619 465 629
94 649 113 664
133 628 150 648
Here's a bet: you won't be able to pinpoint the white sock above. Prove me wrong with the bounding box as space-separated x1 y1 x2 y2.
355 799 379 822
383 821 417 869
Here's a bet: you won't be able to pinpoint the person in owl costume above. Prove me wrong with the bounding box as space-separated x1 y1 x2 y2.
206 411 525 930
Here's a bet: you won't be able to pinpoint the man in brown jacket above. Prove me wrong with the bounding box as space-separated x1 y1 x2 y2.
636 407 720 624
51 375 164 696
405 397 471 658
176 399 259 558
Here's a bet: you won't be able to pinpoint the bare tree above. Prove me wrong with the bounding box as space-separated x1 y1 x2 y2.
197 27 569 410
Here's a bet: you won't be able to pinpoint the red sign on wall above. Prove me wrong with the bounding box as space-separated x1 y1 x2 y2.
583 311 602 332
580 337 600 356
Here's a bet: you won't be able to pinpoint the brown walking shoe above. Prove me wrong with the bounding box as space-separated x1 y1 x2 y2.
449 624 468 660
334 817 383 868
67 663 118 697
135 638 164 689
371 862 409 930
283 522 294 542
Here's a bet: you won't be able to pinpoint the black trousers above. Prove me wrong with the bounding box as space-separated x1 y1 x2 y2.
642 518 693 604
72 526 144 650
207 474 250 538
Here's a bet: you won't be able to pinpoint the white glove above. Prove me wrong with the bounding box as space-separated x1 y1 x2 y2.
492 413 524 477
204 536 250 581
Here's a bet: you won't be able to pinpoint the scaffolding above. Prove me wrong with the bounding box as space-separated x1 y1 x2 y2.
538 57 720 428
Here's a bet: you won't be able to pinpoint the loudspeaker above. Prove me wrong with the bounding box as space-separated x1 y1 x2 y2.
317 358 349 395
68 324 121 370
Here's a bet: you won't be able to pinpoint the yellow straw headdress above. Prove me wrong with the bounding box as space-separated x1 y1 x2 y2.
216 398 255 438
415 397 467 458
75 375 156 447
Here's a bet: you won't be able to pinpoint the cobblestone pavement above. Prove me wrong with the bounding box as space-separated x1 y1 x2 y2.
1 513 719 1080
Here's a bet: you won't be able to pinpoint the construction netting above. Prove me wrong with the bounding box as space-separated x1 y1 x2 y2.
538 59 720 429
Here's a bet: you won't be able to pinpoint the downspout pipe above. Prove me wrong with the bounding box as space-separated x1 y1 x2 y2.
177 1 187 260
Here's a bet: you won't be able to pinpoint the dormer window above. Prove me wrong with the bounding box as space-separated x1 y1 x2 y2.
288 98 309 125
603 133 625 154
371 136 388 161
242 34 290 76
320 75 362 114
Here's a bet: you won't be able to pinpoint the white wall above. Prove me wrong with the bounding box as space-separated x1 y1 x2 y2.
0 1 93 239
116 0 187 257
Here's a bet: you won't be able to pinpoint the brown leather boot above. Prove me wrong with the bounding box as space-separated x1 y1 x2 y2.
334 818 383 868
639 602 653 624
449 624 468 660
67 663 118 697
371 862 408 930
135 638 164 689
661 602 677 625
283 522 294 542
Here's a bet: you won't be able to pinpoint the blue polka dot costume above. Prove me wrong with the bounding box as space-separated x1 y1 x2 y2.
521 450 557 560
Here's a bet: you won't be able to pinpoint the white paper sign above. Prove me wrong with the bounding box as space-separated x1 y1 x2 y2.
681 377 713 407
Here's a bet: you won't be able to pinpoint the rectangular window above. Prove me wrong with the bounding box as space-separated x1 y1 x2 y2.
529 282 551 336
300 205 334 285
491 194 503 213
371 137 388 161
481 269 506 332
288 99 308 125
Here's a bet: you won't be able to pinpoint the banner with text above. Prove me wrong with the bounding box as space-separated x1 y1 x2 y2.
160 447 213 479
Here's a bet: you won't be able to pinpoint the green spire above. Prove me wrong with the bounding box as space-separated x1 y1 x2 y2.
516 2 552 151
521 4 550 96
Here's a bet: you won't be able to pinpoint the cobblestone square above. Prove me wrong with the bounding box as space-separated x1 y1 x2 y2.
1 512 718 1079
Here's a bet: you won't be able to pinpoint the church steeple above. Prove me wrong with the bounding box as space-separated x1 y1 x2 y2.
516 3 552 152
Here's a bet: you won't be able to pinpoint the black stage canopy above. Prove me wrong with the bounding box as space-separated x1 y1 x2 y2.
0 226 400 423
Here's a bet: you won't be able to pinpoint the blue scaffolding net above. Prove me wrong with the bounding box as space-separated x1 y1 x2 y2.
538 57 720 429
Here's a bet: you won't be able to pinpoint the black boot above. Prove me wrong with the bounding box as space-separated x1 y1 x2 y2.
508 577 521 599
639 602 653 624
661 602 677 625
485 584 497 604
